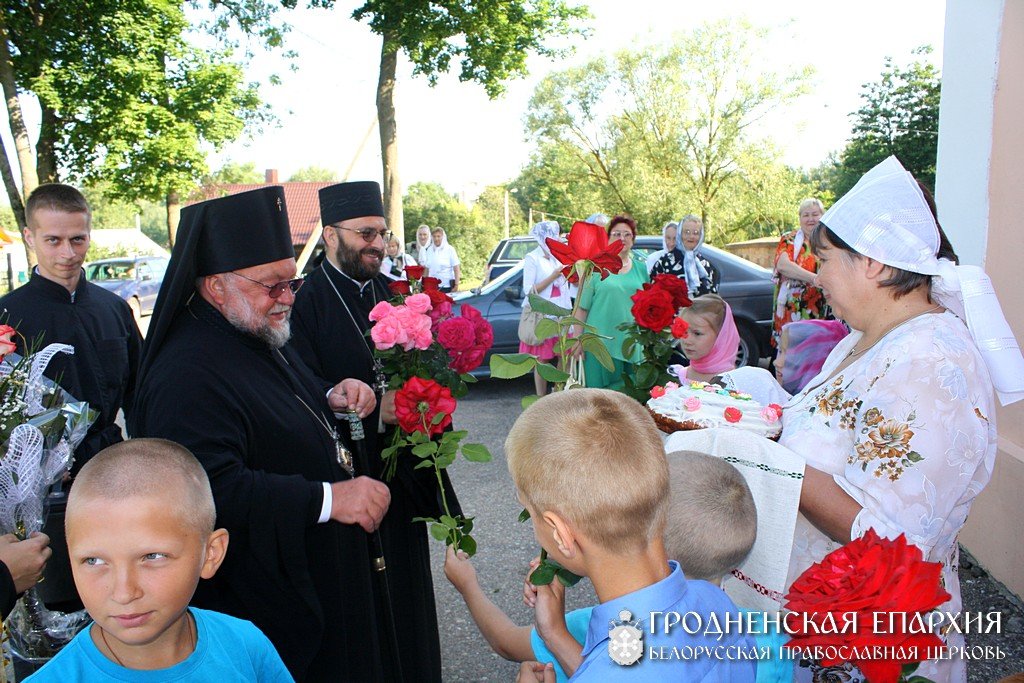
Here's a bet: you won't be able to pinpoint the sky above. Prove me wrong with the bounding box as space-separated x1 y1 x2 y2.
206 0 946 199
2 0 946 204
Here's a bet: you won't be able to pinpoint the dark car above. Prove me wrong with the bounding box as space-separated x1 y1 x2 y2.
456 236 774 375
482 236 541 284
85 256 169 321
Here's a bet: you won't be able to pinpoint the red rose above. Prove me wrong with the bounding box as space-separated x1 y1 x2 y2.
651 274 692 310
393 377 457 436
545 221 624 283
630 287 676 332
649 385 666 398
421 276 442 291
404 265 425 281
437 317 476 353
472 318 494 349
670 317 689 339
450 346 487 374
783 530 951 683
388 280 411 296
459 303 481 320
723 407 742 423
423 287 454 308
0 324 17 360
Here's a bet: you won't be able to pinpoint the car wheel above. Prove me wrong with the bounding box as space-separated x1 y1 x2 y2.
736 321 760 368
129 297 142 323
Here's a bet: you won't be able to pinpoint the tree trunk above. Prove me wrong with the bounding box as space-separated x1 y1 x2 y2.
0 30 35 268
166 190 181 247
36 104 58 183
376 33 403 245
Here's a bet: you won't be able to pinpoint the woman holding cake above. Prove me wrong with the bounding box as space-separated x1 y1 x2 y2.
573 215 649 390
779 157 1024 682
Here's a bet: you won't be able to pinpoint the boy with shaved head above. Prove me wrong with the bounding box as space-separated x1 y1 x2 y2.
27 439 292 682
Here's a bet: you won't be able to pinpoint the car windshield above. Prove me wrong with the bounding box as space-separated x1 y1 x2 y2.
500 239 536 262
87 261 137 281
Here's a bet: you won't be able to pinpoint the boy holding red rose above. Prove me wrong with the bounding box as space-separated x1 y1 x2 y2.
506 389 755 681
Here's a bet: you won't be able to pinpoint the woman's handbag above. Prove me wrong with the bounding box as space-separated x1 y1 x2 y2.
518 301 545 346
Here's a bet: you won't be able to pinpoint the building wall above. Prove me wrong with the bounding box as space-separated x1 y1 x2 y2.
936 0 1024 599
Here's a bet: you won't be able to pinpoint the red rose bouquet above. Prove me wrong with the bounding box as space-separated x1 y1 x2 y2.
617 275 692 402
371 269 492 556
490 221 625 403
783 530 950 683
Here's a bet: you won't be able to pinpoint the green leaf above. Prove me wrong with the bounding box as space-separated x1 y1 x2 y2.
556 568 584 587
411 516 436 524
461 443 492 462
458 534 478 557
635 363 658 388
529 563 556 585
906 451 923 463
411 443 437 457
490 353 539 379
535 362 570 383
621 337 636 359
518 507 532 523
527 294 572 317
440 514 458 529
414 460 435 470
521 394 541 410
435 452 456 469
534 317 560 341
429 523 448 542
446 429 469 441
431 411 448 425
460 373 478 383
581 336 615 371
460 517 474 533
380 444 402 460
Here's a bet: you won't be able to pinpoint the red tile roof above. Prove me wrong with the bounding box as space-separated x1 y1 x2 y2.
189 182 334 246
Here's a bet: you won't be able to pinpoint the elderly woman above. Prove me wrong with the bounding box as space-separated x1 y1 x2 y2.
645 221 677 273
407 224 432 265
770 198 830 349
424 227 461 292
651 214 719 298
382 234 417 281
519 221 570 396
780 158 1024 682
573 215 649 390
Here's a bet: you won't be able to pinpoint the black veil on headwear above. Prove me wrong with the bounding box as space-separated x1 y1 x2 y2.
131 187 295 407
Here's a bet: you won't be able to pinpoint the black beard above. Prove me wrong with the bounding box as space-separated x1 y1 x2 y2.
336 240 382 281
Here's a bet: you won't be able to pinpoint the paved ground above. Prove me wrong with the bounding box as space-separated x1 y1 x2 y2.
434 376 1024 682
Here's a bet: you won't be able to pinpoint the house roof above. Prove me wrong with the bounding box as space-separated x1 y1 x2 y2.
190 182 334 246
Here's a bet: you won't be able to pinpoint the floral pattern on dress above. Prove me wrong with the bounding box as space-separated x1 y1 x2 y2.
771 230 831 347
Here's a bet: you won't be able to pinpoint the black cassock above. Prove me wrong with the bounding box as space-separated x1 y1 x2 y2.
131 298 383 682
0 271 140 472
290 262 456 683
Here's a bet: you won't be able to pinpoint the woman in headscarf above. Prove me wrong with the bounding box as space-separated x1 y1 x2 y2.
573 215 650 390
774 319 849 394
770 198 829 349
779 158 1024 682
407 224 432 265
651 214 719 298
424 226 461 292
519 221 570 396
645 221 678 273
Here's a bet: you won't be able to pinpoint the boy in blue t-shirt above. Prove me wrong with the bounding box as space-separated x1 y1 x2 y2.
27 439 292 682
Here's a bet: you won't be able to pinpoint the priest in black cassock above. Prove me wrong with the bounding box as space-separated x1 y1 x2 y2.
289 181 457 683
0 184 141 473
128 187 391 681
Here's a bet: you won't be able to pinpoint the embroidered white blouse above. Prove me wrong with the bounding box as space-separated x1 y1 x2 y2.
780 311 995 682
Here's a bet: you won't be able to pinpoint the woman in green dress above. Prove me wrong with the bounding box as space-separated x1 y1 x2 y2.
573 215 650 389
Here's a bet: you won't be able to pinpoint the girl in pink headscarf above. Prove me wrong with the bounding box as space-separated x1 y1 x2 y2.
670 294 739 383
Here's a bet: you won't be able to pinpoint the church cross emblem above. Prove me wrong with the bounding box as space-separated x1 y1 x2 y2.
607 609 644 666
276 197 283 212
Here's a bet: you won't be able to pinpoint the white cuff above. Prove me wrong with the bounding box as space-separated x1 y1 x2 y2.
327 388 346 419
318 482 333 524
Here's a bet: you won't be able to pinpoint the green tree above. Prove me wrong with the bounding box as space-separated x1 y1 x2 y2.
834 46 940 198
287 165 338 182
521 21 813 242
290 0 589 245
203 161 264 185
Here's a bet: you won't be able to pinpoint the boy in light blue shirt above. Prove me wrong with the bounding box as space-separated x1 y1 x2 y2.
27 439 292 682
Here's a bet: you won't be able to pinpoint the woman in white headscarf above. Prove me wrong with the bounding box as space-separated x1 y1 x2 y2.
780 157 1024 683
407 224 432 265
645 221 678 273
424 226 461 292
650 214 719 298
519 221 570 396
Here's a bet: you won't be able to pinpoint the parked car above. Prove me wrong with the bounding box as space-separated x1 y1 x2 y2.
456 236 775 376
85 256 169 321
482 236 540 284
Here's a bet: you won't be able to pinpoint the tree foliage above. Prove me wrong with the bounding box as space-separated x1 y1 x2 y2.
517 20 816 243
287 165 338 182
203 161 265 185
833 46 940 197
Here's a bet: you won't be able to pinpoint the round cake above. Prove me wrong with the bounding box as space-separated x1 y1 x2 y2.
647 380 782 440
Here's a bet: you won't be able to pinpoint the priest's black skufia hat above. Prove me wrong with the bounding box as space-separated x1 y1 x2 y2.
132 187 296 396
318 181 385 226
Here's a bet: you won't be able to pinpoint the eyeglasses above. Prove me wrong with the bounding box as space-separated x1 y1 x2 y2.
229 272 304 299
681 230 701 237
331 225 392 243
609 232 633 240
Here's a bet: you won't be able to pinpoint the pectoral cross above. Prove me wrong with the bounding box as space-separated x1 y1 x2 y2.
373 359 389 396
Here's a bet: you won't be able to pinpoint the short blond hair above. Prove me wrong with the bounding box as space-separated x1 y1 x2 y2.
69 438 216 534
684 293 727 333
798 197 824 215
506 389 668 553
665 451 756 582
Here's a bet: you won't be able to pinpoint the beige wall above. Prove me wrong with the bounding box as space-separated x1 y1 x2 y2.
939 0 1024 599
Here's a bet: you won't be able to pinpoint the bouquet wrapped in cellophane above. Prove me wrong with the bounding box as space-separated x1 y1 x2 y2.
0 324 97 664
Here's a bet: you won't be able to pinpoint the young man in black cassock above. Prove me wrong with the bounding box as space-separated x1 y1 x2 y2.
129 187 391 681
0 184 141 473
289 181 456 683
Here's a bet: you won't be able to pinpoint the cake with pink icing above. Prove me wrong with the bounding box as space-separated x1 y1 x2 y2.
646 380 783 440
